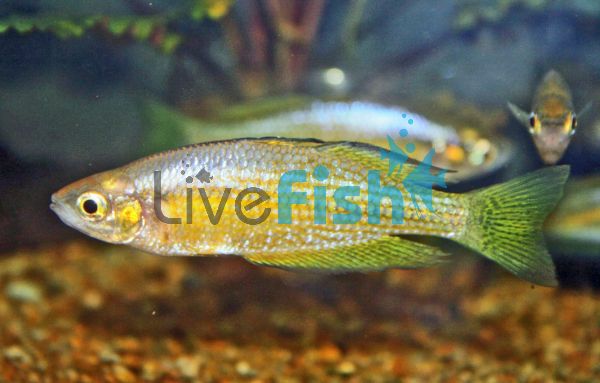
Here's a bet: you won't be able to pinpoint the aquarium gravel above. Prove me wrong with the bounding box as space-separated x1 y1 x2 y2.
0 241 598 382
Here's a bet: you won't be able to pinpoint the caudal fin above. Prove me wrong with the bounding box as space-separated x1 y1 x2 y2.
457 166 570 286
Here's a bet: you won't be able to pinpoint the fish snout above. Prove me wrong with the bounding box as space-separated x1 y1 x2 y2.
49 193 62 211
539 150 565 165
533 133 571 164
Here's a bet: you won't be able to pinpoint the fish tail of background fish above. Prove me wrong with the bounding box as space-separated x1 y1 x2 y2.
456 165 570 287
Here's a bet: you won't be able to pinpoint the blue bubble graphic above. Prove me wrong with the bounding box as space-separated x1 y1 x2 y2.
313 165 330 181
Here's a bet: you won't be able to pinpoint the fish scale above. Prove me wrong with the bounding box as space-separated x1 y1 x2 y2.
123 139 464 256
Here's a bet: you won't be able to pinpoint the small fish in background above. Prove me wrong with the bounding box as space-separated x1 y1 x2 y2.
508 69 591 164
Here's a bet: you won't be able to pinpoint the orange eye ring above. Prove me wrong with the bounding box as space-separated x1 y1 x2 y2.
528 113 540 134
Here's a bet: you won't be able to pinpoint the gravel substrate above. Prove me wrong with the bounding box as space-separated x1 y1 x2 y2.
0 241 598 382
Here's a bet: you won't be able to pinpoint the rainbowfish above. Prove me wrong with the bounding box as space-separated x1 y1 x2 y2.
146 99 513 183
50 138 569 286
508 70 590 164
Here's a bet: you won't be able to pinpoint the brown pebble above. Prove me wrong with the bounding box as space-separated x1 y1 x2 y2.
235 360 257 377
5 280 42 303
113 365 136 383
65 369 79 382
335 361 356 376
4 345 32 365
82 290 104 310
317 344 342 363
392 356 410 376
142 361 161 380
115 337 141 353
99 347 121 363
176 355 203 379
27 372 41 383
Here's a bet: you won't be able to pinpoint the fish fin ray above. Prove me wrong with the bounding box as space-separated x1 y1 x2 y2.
457 165 570 286
577 101 593 119
243 236 448 272
507 102 531 128
315 141 454 179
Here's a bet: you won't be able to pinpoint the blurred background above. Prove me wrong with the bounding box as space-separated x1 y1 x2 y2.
1 0 600 251
1 0 599 251
1 1 600 381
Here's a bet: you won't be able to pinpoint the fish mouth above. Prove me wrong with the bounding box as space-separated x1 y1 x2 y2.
540 152 563 165
49 195 79 231
49 194 60 214
535 144 569 165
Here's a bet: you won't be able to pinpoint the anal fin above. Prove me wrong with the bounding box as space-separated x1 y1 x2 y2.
243 236 448 272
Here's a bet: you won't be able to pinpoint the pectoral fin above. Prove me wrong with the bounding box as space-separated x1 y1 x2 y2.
578 101 593 119
243 236 448 272
507 102 531 128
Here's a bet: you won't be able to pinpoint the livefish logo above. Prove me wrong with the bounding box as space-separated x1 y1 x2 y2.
154 157 271 225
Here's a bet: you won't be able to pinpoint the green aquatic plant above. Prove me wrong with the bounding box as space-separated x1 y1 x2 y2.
455 0 548 30
0 0 234 53
0 0 328 97
454 0 600 30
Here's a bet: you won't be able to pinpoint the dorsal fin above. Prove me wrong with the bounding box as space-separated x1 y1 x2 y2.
314 140 453 182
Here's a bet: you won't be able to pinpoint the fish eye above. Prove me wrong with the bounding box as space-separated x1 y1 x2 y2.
570 115 577 136
77 192 108 220
529 114 537 128
564 114 577 136
83 199 98 214
528 113 540 134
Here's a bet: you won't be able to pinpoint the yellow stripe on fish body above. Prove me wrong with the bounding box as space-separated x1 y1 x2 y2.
138 140 459 251
51 138 569 286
